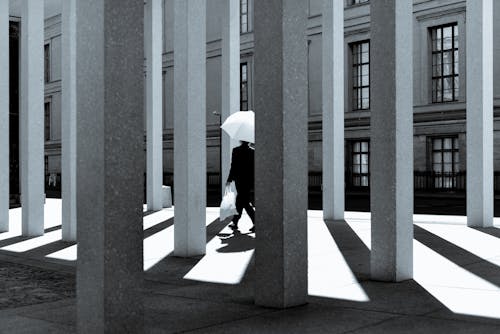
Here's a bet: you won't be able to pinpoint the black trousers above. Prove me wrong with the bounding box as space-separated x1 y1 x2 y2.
232 190 255 225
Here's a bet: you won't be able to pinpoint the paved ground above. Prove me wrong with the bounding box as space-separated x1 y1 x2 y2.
0 201 499 333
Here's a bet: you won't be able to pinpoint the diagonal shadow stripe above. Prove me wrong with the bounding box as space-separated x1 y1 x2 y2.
143 217 175 239
23 240 76 257
323 219 371 280
0 225 62 248
414 224 500 287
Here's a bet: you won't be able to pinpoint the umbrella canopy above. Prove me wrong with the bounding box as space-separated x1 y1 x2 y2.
220 111 254 143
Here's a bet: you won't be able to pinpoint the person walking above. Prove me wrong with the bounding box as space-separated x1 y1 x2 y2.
226 141 255 232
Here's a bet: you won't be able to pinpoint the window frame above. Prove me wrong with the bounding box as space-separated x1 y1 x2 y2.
350 40 370 111
240 0 249 34
240 62 249 111
347 139 370 188
44 43 50 83
430 23 459 103
44 100 51 142
431 136 460 189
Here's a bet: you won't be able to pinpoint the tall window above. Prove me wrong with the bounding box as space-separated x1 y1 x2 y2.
240 0 248 33
432 137 459 189
350 0 369 4
431 24 458 103
44 44 50 83
351 41 370 110
44 101 51 141
348 140 370 187
240 62 249 111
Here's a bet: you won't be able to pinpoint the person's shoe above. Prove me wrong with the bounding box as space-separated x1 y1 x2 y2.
229 222 238 229
250 226 255 233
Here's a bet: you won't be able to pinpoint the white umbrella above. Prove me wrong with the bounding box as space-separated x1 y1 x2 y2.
220 110 254 143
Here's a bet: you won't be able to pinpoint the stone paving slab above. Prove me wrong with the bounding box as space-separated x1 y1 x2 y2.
0 260 74 310
183 303 398 334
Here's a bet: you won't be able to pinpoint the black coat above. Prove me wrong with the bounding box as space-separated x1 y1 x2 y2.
227 144 254 193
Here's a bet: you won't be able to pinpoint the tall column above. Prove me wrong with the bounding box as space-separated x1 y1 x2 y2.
76 1 144 332
466 0 493 228
370 0 413 282
221 0 240 195
254 0 308 308
173 0 206 257
20 0 44 236
0 0 9 232
61 0 77 241
145 0 163 211
322 0 344 221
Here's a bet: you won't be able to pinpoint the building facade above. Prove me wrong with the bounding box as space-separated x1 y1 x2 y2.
10 0 500 202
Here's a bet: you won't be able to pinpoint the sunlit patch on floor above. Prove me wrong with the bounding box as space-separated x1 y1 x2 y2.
308 216 369 302
184 213 254 284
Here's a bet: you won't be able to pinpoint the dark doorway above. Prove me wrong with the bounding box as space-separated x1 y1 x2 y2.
9 21 20 207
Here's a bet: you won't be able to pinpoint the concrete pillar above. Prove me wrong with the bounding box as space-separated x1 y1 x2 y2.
221 0 240 195
173 0 206 257
322 0 344 221
0 0 9 232
466 0 494 228
254 0 308 308
61 0 77 241
20 0 44 237
145 0 163 211
76 1 144 332
370 0 413 282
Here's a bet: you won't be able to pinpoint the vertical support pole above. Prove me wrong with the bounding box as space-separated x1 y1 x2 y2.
20 0 44 236
0 0 9 232
173 0 206 257
254 0 309 308
145 0 163 211
76 0 144 332
370 0 413 282
221 0 240 195
466 0 494 227
322 0 344 221
62 0 77 241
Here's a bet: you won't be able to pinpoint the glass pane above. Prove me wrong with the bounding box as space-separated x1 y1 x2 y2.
361 74 369 86
353 177 360 187
361 51 369 63
443 163 452 173
443 89 453 101
361 88 369 100
354 142 360 152
361 64 369 76
453 138 459 149
361 142 369 152
361 164 368 174
361 154 368 166
443 26 452 39
353 165 360 173
433 139 442 150
354 155 361 164
443 151 452 163
361 176 369 187
362 98 369 109
443 138 452 149
443 50 452 65
433 152 442 164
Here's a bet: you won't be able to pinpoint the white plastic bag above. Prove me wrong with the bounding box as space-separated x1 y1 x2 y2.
219 183 238 221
